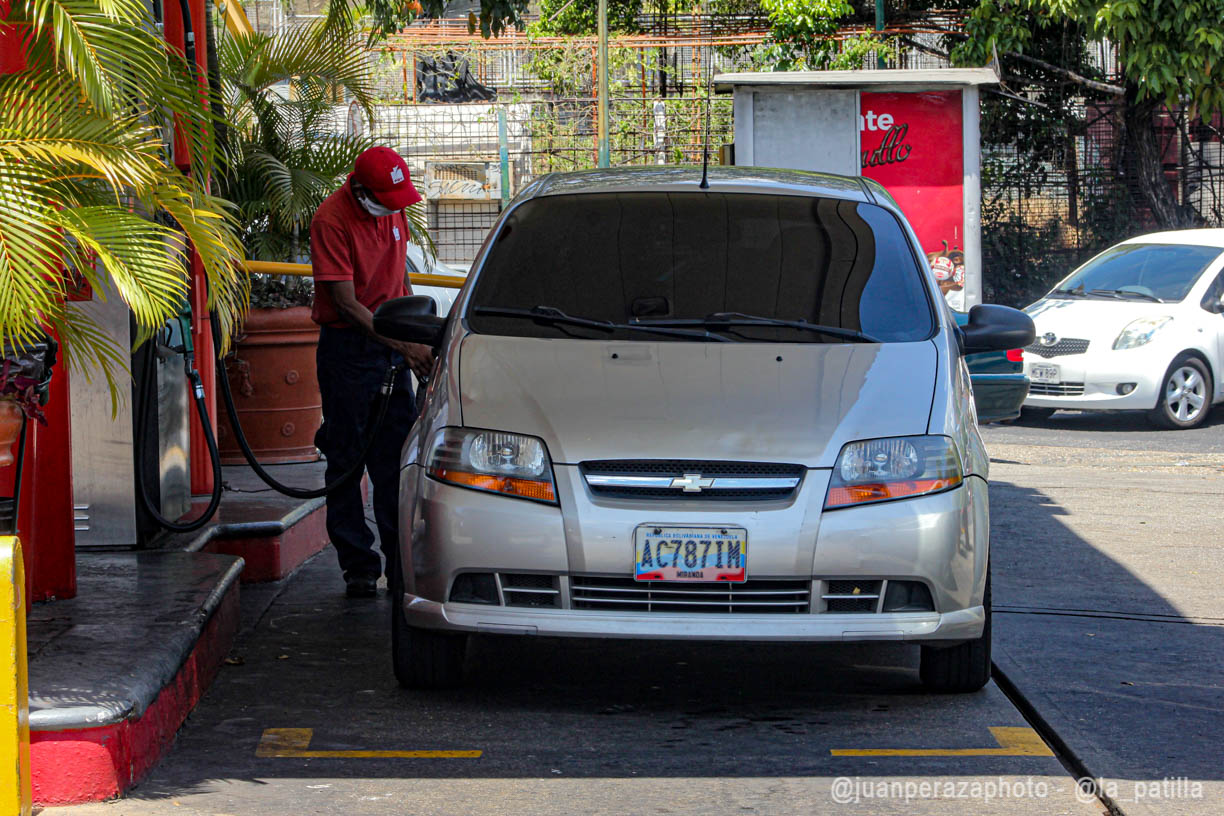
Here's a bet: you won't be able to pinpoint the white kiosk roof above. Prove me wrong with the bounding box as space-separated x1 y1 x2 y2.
714 68 999 93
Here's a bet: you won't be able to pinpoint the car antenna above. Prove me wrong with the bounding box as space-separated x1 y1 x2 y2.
698 6 714 190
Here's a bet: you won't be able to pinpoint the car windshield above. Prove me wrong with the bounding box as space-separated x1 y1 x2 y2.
1051 243 1223 303
466 192 934 343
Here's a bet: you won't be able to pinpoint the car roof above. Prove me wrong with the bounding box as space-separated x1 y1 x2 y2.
518 166 873 203
1119 228 1224 248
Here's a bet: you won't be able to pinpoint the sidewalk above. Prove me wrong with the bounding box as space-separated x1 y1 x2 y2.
26 461 339 804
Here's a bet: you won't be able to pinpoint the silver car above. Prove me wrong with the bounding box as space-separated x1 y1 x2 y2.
375 167 1035 693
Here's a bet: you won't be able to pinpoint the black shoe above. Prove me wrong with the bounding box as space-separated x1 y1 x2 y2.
345 576 378 598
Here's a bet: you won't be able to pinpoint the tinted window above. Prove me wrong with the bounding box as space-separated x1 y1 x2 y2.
1052 243 1223 302
467 193 933 343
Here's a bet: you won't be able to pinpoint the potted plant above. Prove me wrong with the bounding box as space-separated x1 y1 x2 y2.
216 273 325 464
0 338 53 468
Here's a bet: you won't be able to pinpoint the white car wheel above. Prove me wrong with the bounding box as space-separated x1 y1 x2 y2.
1148 357 1213 429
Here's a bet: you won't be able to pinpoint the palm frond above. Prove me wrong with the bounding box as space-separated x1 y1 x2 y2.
1 0 246 402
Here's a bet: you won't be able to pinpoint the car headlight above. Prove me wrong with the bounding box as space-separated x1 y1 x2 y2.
825 435 963 509
1113 316 1172 350
426 427 557 504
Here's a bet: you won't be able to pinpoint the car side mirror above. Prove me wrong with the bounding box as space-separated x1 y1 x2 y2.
373 296 446 346
960 304 1036 354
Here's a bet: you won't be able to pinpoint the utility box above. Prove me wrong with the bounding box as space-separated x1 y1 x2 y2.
716 69 998 310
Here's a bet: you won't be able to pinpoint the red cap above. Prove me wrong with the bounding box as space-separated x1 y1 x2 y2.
353 146 422 210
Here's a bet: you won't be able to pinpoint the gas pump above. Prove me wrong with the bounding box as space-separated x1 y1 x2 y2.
67 0 214 548
68 289 219 548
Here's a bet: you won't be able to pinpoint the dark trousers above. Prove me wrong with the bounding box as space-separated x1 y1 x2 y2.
315 326 417 582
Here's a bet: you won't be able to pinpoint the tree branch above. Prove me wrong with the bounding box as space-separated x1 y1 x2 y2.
899 35 1125 97
1005 51 1124 96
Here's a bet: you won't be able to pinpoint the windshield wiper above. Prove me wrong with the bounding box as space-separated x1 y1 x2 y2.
631 311 881 343
1052 287 1088 297
1088 288 1163 303
472 306 734 342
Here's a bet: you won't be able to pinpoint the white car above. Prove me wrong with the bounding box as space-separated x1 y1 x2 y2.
1023 229 1224 428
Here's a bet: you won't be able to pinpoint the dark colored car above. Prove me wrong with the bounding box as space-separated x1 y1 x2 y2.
956 311 1029 422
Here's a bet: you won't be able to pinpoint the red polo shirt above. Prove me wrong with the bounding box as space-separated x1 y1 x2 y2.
310 175 413 327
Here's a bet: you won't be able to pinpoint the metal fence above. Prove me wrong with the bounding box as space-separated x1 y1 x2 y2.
312 15 1224 292
351 96 733 263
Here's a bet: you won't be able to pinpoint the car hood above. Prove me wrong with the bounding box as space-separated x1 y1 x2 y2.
458 334 937 467
1025 298 1178 346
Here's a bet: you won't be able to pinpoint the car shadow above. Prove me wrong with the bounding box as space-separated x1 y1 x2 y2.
1012 405 1224 433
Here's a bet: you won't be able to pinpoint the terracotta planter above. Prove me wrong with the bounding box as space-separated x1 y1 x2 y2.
216 306 322 465
0 400 21 468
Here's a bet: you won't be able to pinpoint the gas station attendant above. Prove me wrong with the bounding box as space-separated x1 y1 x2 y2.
310 146 434 598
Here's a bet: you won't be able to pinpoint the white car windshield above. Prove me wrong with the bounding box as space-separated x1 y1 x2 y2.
1052 243 1223 303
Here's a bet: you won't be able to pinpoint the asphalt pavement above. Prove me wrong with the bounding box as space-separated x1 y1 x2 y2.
986 406 1224 453
41 409 1224 816
43 553 1101 816
980 417 1223 816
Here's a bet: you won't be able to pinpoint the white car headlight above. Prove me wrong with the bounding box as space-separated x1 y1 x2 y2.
1113 316 1172 350
825 436 963 509
427 427 557 504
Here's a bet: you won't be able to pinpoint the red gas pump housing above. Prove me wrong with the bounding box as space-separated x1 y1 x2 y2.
160 0 219 496
0 0 78 603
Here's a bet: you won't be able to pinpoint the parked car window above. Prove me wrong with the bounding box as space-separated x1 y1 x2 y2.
1051 243 1223 303
467 192 934 343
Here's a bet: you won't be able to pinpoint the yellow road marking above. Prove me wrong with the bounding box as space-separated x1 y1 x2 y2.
831 726 1054 757
256 728 481 759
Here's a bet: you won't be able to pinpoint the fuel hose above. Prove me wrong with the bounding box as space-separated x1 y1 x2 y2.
209 311 401 500
134 338 224 532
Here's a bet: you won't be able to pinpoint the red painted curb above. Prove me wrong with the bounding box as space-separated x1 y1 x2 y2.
30 581 240 804
205 502 329 582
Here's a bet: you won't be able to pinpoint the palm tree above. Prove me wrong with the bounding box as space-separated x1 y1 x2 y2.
0 0 247 397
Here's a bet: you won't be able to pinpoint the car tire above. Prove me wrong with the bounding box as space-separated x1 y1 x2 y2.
1020 407 1055 422
1147 355 1213 430
392 573 467 689
920 568 991 694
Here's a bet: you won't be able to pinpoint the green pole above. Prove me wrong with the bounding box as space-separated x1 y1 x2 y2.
875 0 885 69
597 0 610 168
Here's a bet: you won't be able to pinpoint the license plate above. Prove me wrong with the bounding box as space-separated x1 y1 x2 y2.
633 525 747 582
1030 364 1061 384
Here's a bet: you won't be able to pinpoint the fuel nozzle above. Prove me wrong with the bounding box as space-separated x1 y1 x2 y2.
165 296 195 372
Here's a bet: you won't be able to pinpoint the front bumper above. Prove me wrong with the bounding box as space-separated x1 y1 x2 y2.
401 594 985 643
399 466 990 645
1023 346 1164 410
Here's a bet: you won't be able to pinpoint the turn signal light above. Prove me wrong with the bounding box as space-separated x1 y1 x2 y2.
825 477 961 509
429 467 556 503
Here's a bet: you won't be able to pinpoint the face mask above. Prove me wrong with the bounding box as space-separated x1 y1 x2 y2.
358 193 396 218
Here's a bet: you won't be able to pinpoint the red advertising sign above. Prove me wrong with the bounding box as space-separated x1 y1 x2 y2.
860 91 966 309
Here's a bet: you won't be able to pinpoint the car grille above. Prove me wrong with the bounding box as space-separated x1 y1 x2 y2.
820 579 882 613
580 460 804 501
1025 338 1090 358
500 573 561 608
1028 382 1085 396
570 576 810 613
